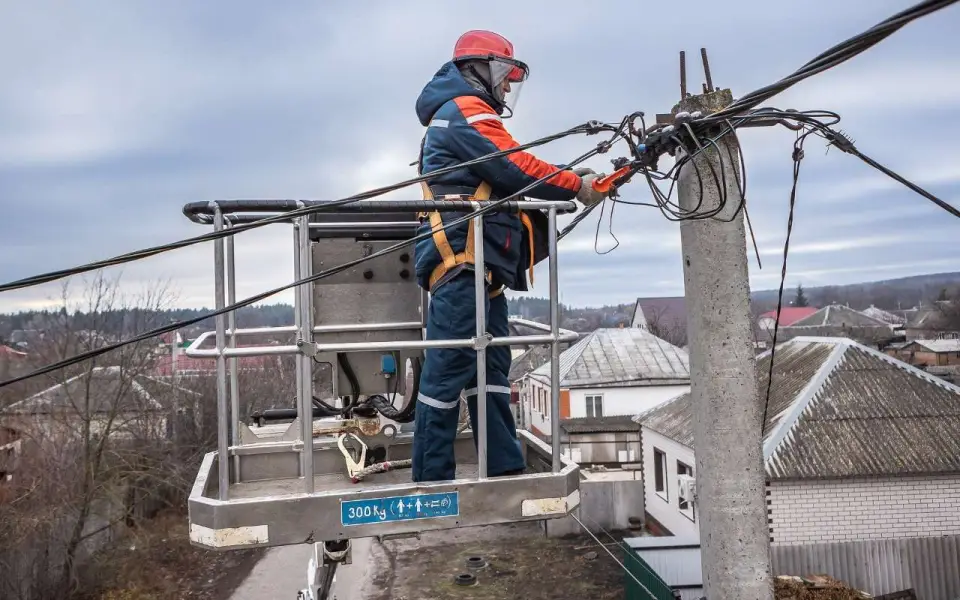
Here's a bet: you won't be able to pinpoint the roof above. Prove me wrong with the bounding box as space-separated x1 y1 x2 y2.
0 345 27 358
906 301 955 330
862 305 906 325
786 305 892 328
631 296 687 329
530 328 689 389
560 415 639 434
508 346 551 383
151 352 276 376
2 366 196 415
759 307 819 326
638 336 960 480
908 339 960 353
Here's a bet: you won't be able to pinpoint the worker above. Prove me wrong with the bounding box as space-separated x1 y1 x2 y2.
410 29 611 482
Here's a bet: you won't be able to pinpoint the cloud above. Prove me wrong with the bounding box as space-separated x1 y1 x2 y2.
1 0 958 315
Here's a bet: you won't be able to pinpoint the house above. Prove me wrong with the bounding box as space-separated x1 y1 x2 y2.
775 304 898 347
0 344 28 382
756 306 819 332
637 336 960 545
520 328 689 440
903 302 960 341
892 338 960 367
558 415 641 466
861 304 906 326
630 296 687 347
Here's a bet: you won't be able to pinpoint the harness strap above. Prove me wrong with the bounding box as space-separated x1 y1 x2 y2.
422 181 495 293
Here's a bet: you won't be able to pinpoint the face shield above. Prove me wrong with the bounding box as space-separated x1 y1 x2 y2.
488 57 529 118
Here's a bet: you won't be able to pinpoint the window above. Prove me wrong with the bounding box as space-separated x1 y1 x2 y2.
585 394 604 418
677 460 695 521
653 448 667 500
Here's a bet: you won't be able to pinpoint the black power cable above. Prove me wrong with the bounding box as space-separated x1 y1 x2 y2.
760 129 811 435
702 0 959 122
0 139 619 390
0 122 608 294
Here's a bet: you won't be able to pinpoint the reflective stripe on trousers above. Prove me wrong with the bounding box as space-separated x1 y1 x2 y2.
411 271 524 482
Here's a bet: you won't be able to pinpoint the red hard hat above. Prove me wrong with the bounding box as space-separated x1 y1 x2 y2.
453 30 527 83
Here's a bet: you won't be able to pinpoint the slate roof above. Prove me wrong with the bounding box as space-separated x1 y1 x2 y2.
529 328 689 389
787 305 892 328
637 336 960 480
561 415 639 434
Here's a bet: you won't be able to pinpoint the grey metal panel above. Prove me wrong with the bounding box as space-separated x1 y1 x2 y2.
310 238 423 397
771 536 960 600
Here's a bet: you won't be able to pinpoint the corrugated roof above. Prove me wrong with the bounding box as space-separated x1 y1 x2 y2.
560 415 639 434
638 336 960 480
530 328 689 388
788 305 892 328
910 339 960 353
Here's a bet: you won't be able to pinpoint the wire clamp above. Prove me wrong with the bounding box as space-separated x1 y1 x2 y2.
297 339 319 358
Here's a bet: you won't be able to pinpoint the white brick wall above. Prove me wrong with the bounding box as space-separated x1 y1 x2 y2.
768 475 960 546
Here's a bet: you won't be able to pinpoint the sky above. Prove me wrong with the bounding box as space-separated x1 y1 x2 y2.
1 0 959 313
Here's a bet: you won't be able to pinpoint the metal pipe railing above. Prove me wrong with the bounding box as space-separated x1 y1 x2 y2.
192 199 575 498
226 224 241 482
548 207 562 473
297 216 315 492
183 198 578 223
213 207 231 500
472 208 489 479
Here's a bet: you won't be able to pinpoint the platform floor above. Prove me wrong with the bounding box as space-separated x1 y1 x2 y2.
229 463 484 499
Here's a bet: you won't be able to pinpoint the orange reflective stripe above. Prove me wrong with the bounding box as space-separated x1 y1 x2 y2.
519 211 535 287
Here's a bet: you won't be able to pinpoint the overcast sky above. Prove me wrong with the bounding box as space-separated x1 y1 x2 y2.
1 0 958 313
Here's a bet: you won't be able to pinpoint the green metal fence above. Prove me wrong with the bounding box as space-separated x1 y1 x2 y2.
621 542 678 600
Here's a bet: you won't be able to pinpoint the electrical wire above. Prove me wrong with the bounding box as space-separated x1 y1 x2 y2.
760 129 811 435
0 138 620 390
701 0 959 123
0 123 607 294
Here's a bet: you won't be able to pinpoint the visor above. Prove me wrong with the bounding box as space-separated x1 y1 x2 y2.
488 57 529 116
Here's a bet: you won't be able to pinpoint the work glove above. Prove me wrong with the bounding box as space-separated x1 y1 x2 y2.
571 167 595 177
576 172 608 207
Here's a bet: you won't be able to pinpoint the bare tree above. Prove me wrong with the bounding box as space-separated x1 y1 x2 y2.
0 271 191 598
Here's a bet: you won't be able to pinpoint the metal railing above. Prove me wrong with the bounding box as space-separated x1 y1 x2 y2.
183 198 579 501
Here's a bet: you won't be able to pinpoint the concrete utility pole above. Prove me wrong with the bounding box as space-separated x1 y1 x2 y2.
671 49 773 599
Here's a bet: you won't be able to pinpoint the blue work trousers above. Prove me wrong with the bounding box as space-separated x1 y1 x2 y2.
412 270 525 482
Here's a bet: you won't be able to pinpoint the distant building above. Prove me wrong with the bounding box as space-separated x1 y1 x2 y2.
861 304 906 326
558 415 641 467
756 307 819 331
903 302 960 342
891 339 960 367
520 328 689 441
637 337 960 544
630 297 687 341
776 304 898 347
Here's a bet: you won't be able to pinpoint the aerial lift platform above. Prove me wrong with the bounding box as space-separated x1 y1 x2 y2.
181 197 582 599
